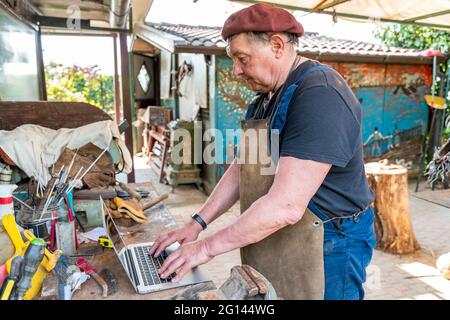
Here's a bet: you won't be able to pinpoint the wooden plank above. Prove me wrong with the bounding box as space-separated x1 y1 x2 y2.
119 32 135 183
0 101 111 131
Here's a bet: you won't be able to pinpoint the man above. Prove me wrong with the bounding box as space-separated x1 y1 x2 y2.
149 3 376 300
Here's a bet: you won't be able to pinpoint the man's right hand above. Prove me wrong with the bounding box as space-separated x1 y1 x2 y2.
148 220 204 257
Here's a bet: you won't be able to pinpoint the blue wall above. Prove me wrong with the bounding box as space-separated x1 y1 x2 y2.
357 86 429 142
212 56 430 176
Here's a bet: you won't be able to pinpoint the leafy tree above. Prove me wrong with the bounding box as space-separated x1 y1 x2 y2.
374 24 449 94
45 62 114 114
374 24 449 96
374 24 450 54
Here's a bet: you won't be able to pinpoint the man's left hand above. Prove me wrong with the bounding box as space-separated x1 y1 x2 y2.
158 239 213 282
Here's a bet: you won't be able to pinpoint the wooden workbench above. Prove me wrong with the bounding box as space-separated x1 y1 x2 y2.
71 182 215 300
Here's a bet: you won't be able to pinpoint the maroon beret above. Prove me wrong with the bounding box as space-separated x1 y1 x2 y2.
222 3 304 40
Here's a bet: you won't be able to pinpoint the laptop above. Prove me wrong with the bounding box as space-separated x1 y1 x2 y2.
100 197 210 294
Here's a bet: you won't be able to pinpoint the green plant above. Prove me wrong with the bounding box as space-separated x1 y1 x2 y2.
374 24 450 53
45 62 114 114
375 24 450 145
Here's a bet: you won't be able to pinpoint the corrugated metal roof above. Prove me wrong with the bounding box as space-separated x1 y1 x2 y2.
144 22 431 63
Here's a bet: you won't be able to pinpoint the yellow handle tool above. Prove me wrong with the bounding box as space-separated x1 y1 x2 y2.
2 214 26 257
23 230 62 272
0 280 15 300
2 214 60 300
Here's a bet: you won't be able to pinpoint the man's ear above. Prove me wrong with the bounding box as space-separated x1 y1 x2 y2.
270 34 286 58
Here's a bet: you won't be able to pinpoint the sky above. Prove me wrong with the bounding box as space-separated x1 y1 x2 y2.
42 0 382 75
42 35 116 75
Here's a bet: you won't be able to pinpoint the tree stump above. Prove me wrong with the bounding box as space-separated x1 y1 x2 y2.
365 160 420 254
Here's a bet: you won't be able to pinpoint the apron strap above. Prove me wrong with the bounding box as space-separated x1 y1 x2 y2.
270 66 333 133
245 101 257 120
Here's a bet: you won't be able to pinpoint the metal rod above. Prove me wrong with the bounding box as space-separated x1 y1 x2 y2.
64 150 78 183
56 166 84 206
66 166 84 193
38 178 58 221
66 147 109 194
11 195 34 211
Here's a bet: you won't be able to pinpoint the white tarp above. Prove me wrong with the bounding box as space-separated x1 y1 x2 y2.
0 120 132 186
233 0 450 29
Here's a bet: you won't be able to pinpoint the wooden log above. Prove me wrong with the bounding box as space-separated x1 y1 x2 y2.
365 160 420 254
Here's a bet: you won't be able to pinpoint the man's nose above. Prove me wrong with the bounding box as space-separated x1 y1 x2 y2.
232 63 243 77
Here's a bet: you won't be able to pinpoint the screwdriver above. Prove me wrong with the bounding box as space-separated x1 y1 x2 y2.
14 238 46 300
0 255 24 300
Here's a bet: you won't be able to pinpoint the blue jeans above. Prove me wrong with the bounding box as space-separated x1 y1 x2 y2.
308 202 376 300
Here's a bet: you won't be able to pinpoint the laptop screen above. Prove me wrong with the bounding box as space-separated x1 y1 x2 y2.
100 196 138 288
100 196 126 254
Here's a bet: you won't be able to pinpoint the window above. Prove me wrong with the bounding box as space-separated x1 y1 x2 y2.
137 63 151 93
0 7 39 101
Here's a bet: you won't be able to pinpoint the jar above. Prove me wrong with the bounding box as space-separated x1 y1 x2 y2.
15 202 62 240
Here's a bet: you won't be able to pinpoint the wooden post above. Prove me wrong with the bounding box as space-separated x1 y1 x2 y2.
119 32 135 183
113 34 121 125
365 160 420 254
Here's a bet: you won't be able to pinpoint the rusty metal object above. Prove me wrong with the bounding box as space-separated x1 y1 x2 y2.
165 265 277 300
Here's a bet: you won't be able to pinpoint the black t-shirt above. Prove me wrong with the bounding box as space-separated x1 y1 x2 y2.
248 59 374 218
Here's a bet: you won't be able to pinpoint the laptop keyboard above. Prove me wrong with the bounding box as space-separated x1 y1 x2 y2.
134 245 176 286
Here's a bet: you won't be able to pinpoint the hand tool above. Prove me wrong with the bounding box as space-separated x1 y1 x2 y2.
118 182 142 201
23 230 62 271
11 195 34 211
15 238 46 300
50 218 57 251
0 255 23 300
142 193 169 211
52 254 78 300
99 268 118 295
98 236 113 248
76 257 108 298
2 214 61 299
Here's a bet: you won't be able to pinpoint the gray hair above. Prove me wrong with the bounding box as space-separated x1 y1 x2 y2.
226 32 298 56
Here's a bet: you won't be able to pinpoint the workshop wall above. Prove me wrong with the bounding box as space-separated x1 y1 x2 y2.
211 57 432 180
155 51 432 190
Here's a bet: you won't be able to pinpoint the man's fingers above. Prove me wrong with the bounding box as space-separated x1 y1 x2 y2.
160 256 185 279
172 264 192 283
148 241 159 255
159 249 180 274
154 236 177 257
148 233 170 255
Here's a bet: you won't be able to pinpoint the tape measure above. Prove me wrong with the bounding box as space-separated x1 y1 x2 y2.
98 236 112 248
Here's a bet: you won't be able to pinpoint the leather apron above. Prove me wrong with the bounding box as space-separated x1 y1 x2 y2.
239 65 332 300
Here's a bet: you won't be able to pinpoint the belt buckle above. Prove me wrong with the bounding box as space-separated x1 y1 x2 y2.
352 211 362 223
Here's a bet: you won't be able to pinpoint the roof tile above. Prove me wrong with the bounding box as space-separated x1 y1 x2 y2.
146 22 425 58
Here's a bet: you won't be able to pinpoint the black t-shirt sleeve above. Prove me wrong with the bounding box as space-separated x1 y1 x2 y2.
279 85 360 167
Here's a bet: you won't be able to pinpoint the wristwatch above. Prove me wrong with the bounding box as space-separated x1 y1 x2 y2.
191 213 207 230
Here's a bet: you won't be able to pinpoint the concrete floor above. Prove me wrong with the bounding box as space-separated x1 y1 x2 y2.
131 155 450 300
